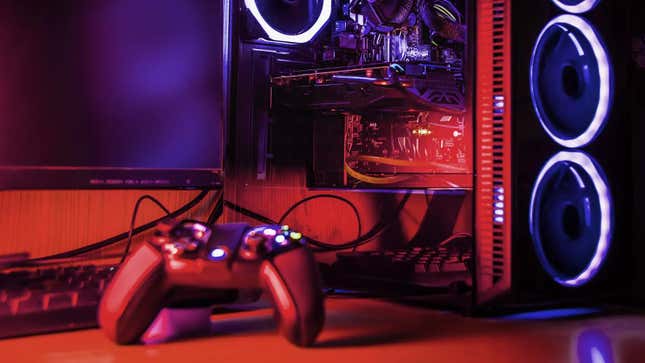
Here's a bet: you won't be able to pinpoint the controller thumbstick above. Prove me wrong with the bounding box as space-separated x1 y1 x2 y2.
241 232 267 259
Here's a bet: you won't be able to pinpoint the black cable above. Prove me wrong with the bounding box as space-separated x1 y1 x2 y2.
278 194 362 240
29 190 210 263
206 190 224 225
373 0 415 25
438 232 473 247
306 191 412 251
224 192 411 252
119 195 171 264
224 200 277 224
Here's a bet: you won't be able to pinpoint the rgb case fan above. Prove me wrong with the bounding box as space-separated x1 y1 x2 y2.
550 0 601 14
474 0 641 308
244 0 332 43
530 14 613 148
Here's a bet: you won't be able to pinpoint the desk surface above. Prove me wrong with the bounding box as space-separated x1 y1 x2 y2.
1 298 644 363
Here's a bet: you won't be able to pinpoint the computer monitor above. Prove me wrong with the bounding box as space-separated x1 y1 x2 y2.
0 0 228 189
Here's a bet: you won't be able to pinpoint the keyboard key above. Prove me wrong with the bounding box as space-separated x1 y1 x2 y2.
16 293 43 314
333 242 473 291
0 302 11 316
0 263 117 339
6 288 29 300
414 263 428 273
44 293 74 310
77 288 101 307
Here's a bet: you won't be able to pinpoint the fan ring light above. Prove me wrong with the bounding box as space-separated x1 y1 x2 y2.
529 151 613 287
530 14 613 148
244 0 332 44
551 0 601 14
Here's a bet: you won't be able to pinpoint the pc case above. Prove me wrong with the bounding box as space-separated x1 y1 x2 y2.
225 0 642 312
474 0 642 309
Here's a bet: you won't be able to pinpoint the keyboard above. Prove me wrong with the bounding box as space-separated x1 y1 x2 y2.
0 264 117 339
328 244 473 292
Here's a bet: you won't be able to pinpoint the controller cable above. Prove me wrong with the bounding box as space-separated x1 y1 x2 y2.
224 191 411 252
119 195 171 264
223 200 277 225
277 194 362 239
11 190 213 268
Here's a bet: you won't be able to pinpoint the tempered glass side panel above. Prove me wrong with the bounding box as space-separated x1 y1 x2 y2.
269 0 473 189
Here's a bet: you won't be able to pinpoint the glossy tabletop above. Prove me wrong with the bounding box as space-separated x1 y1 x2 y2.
0 297 643 363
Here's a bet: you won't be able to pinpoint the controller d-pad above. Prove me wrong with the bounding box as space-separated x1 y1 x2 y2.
162 243 185 256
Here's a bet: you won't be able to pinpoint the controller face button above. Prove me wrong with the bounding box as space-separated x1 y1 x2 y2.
289 232 302 240
263 228 277 237
274 235 288 246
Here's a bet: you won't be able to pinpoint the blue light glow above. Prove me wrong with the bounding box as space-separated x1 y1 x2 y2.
210 248 227 260
275 235 287 245
529 151 613 287
331 75 378 82
577 330 615 363
530 15 613 148
551 0 601 14
244 0 332 43
493 185 506 224
502 307 601 320
568 33 586 56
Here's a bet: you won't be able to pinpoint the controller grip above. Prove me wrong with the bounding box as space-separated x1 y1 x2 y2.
261 247 325 347
98 243 168 344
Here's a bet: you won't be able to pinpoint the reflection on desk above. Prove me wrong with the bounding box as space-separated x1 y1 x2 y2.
1 298 644 363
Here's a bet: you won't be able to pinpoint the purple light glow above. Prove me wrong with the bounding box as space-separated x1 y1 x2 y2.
529 151 613 287
577 330 615 363
530 15 613 148
244 0 332 44
551 0 601 14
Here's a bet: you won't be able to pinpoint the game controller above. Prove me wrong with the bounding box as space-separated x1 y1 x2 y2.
98 220 325 346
